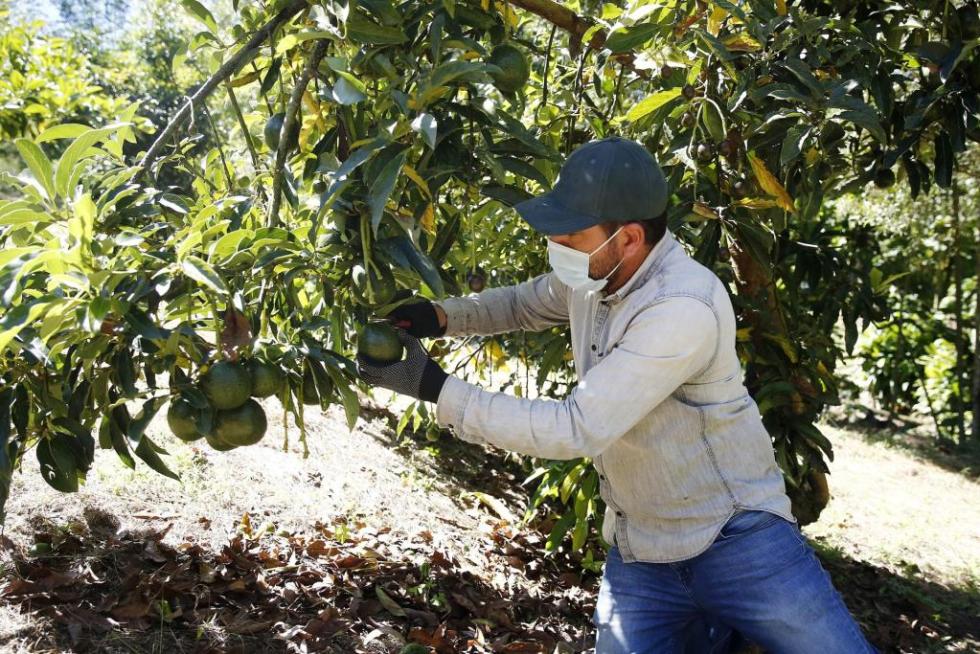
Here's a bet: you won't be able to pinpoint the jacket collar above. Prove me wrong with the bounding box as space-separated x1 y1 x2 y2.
600 231 677 304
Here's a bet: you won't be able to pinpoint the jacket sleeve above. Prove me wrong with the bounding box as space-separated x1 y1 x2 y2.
432 271 571 337
434 297 718 459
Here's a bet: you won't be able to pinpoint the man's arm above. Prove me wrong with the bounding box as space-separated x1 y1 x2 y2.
433 271 571 337
434 297 718 459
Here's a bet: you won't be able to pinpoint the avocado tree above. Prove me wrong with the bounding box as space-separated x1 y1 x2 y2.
0 1 140 142
1 0 978 564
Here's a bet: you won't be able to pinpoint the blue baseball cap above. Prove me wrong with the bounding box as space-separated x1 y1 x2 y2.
514 136 669 235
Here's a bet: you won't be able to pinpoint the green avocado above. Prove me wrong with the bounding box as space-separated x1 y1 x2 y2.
264 112 285 151
167 397 203 442
247 359 284 398
200 361 252 410
214 399 267 447
488 44 530 94
358 322 405 364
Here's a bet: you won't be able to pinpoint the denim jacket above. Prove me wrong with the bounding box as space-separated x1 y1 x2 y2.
433 232 795 563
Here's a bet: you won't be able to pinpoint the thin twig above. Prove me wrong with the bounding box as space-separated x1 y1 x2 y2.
136 0 308 180
539 24 557 111
200 101 234 189
268 40 329 227
225 82 261 172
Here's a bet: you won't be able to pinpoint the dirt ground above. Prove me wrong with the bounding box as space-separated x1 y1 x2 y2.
0 394 978 653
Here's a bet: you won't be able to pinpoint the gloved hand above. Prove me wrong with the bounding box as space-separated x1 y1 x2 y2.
381 299 446 338
356 329 449 403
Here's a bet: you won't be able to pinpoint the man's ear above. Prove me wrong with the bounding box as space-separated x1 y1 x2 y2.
623 222 646 253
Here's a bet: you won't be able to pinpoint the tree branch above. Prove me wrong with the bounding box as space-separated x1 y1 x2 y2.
268 40 328 227
136 0 309 180
509 0 647 73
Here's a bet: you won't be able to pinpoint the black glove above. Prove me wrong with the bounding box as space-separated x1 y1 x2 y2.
356 329 449 403
382 299 446 338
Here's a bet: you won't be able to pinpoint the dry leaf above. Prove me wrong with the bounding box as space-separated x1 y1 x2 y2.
375 586 407 617
692 202 720 220
747 152 796 213
707 5 727 35
722 32 762 52
220 306 252 361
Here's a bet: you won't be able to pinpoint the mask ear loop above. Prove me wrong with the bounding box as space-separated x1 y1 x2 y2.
591 225 625 256
595 226 626 285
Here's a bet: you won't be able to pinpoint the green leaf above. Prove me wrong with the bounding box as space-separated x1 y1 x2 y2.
321 136 388 207
545 511 576 552
411 113 438 149
55 124 126 198
701 99 726 142
180 0 218 33
626 88 682 123
35 123 91 143
83 297 111 333
779 58 823 98
605 22 661 53
429 59 489 87
14 139 55 201
36 438 79 493
480 184 532 207
779 126 808 167
497 157 549 188
695 28 734 62
135 435 180 481
732 220 773 269
0 207 53 227
367 150 406 233
0 300 53 354
323 360 359 430
182 256 229 294
114 349 138 398
346 10 408 44
128 396 169 447
941 38 979 83
836 109 886 143
713 0 748 22
259 58 282 97
327 74 367 105
571 516 589 550
275 31 337 55
796 422 834 461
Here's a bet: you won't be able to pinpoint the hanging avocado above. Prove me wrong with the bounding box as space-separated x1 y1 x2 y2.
264 112 285 151
487 44 530 94
357 322 405 364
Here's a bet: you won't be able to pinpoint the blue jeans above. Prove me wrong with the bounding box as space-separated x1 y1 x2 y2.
593 510 878 653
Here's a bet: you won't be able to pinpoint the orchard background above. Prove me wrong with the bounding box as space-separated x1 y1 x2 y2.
0 0 978 652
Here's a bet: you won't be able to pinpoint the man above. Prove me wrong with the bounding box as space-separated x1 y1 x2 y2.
357 136 876 654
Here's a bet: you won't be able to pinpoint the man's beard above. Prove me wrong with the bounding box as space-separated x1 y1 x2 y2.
589 242 622 281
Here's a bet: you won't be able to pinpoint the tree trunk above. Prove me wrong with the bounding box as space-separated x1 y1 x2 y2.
951 182 966 443
973 228 980 441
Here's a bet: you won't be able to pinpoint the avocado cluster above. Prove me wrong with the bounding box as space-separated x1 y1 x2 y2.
167 359 284 450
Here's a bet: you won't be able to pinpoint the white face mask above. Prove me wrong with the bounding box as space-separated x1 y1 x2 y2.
547 226 625 292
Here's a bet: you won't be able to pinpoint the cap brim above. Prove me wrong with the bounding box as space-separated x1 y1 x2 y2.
513 192 600 236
